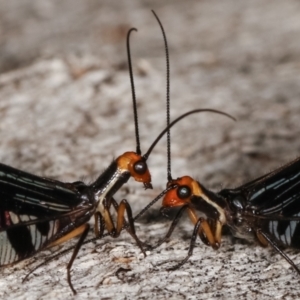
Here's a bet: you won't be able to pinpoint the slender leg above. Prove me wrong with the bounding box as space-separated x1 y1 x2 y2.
200 218 216 246
102 205 117 235
23 220 102 290
111 197 152 250
167 217 203 270
257 229 300 275
199 219 220 250
22 228 89 283
25 223 91 294
97 197 146 255
27 222 91 294
94 212 99 237
198 228 210 246
150 205 189 250
153 206 214 249
67 223 90 295
111 198 146 257
94 211 106 238
168 217 220 270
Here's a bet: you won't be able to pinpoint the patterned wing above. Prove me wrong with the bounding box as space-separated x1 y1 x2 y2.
0 163 92 265
221 158 300 248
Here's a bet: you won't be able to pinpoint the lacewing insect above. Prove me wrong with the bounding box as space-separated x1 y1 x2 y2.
154 82 300 275
137 12 300 279
149 22 300 274
0 25 181 294
158 158 300 274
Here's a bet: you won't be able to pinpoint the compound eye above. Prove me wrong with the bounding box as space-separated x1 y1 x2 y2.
177 185 191 199
134 160 147 175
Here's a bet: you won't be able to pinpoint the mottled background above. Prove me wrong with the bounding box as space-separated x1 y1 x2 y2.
0 1 300 299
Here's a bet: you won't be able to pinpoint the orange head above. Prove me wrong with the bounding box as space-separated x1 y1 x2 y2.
162 176 203 207
117 152 152 189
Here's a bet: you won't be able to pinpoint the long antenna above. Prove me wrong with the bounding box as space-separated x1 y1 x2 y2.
143 108 236 160
127 28 141 155
152 10 172 181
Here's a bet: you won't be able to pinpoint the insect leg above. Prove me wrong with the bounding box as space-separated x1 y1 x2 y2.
167 217 204 270
30 223 91 294
66 223 90 295
94 212 100 236
198 227 210 246
153 206 219 250
168 216 220 270
188 208 221 249
94 212 105 238
198 218 223 246
151 205 189 250
102 207 117 235
94 198 147 254
257 229 300 275
111 197 147 257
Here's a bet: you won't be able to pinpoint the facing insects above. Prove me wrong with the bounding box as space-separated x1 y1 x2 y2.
17 11 237 294
0 25 181 294
153 110 300 275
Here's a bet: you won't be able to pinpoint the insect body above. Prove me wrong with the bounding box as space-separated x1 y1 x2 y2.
159 157 300 273
0 28 163 294
0 150 150 266
139 11 300 277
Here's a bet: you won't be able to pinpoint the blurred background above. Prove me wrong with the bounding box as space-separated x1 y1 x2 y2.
1 1 300 299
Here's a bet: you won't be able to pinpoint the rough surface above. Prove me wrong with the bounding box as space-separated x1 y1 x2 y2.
1 1 300 299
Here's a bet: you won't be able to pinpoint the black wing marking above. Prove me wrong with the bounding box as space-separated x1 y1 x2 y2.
0 163 94 265
248 157 300 247
255 214 300 248
231 157 300 215
220 157 300 248
0 210 92 265
0 163 88 219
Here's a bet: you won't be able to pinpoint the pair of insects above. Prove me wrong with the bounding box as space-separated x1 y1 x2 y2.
1 11 300 295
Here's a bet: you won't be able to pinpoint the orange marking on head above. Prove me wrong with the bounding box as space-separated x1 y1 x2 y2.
163 176 203 207
117 152 151 185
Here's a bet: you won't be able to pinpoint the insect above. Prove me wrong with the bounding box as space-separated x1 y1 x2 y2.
0 25 178 294
155 110 300 274
131 14 300 280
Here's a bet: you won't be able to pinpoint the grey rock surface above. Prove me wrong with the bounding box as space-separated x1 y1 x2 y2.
1 1 300 299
